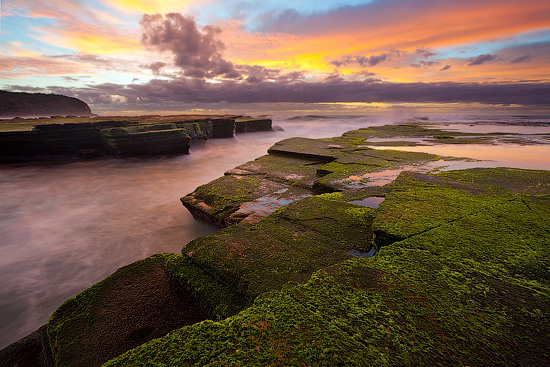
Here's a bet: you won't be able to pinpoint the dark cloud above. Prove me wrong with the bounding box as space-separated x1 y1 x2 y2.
62 76 80 82
415 48 436 58
468 54 497 66
276 71 305 83
324 73 345 82
140 13 239 79
6 85 46 93
355 70 377 77
439 64 451 71
362 54 387 66
24 78 548 107
47 85 115 104
331 51 401 68
143 62 167 75
511 55 532 64
411 60 440 68
236 65 280 83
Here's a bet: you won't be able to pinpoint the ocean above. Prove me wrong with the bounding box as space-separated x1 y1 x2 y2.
1 114 549 349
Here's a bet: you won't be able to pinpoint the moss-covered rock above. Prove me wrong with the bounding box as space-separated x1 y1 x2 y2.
181 154 325 226
107 166 550 366
99 124 192 156
0 325 53 367
183 193 376 299
235 117 273 133
5 124 550 366
46 254 219 367
105 243 549 366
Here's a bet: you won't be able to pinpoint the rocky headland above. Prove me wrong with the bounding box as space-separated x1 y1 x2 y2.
1 123 549 366
0 91 92 118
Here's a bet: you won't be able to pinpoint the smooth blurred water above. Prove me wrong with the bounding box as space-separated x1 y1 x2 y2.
1 115 549 349
0 116 380 349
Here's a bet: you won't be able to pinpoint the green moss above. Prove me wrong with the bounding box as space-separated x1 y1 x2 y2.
47 254 173 366
193 175 262 217
105 247 550 366
437 167 550 195
166 255 251 320
182 194 375 298
372 170 513 244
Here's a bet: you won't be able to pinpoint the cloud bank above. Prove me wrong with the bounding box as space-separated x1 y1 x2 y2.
28 78 549 107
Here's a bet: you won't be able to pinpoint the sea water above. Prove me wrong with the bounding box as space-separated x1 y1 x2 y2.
0 115 549 349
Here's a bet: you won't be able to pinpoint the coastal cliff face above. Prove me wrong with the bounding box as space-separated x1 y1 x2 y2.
0 91 92 118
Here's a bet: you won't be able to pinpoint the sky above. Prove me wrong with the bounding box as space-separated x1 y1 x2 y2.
1 0 549 115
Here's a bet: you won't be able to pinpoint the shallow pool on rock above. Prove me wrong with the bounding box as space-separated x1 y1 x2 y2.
349 196 386 208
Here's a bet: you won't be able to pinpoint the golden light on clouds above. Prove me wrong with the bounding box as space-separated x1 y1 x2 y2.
100 0 196 14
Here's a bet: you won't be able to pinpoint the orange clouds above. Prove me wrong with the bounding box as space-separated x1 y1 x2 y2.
217 0 550 84
0 57 84 78
99 0 195 15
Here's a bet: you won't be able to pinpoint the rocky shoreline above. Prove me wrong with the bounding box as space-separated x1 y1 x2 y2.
0 115 273 160
1 123 549 366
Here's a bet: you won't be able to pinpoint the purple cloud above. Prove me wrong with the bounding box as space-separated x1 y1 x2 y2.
468 54 497 66
142 62 167 75
331 51 402 68
411 60 440 68
511 55 532 64
20 78 548 107
415 48 436 58
140 13 239 79
439 64 451 71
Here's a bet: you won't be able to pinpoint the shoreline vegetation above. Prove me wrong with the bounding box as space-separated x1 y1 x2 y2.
1 121 549 366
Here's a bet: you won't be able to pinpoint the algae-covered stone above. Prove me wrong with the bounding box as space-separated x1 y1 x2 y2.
46 254 217 367
181 133 456 227
235 117 273 133
182 193 376 299
181 154 325 226
105 246 550 366
0 325 53 367
210 118 235 138
100 124 191 156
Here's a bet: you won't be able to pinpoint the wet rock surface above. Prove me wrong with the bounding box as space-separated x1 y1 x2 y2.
0 115 273 159
108 166 550 367
45 254 215 367
3 123 550 366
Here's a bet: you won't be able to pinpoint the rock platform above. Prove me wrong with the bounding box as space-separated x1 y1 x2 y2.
2 123 549 366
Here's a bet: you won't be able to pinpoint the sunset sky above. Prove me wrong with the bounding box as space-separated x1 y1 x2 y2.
1 0 549 115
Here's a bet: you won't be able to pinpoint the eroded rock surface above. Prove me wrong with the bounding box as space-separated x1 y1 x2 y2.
4 124 550 366
108 167 550 367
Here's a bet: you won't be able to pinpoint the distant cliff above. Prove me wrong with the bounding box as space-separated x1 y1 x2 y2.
0 91 92 118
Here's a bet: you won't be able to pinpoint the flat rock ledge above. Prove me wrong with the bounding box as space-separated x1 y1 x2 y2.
2 124 550 366
0 116 272 159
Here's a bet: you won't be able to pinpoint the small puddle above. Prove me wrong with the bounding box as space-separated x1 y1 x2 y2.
348 248 376 258
349 197 385 208
234 189 311 219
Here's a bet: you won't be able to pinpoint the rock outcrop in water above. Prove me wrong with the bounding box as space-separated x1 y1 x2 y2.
0 91 92 118
0 115 272 159
2 124 549 366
